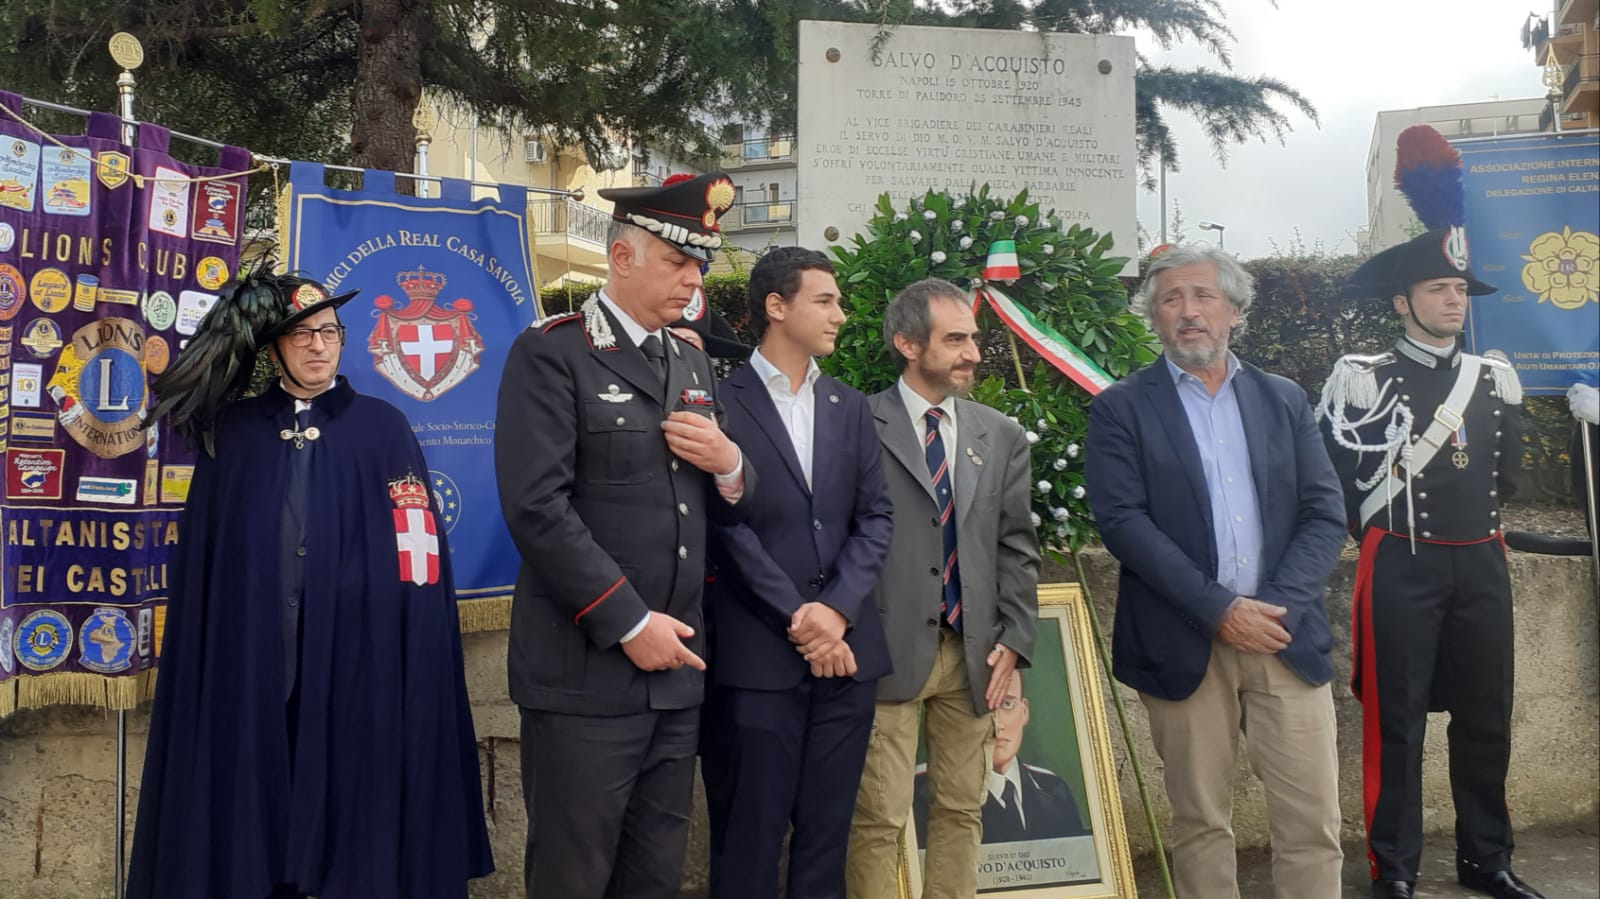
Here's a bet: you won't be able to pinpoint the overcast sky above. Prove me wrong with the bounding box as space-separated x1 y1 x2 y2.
1129 0 1548 260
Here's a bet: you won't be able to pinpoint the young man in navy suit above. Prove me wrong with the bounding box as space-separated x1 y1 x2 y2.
702 246 895 899
1085 245 1347 898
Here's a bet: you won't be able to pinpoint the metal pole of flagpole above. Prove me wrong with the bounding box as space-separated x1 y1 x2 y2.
414 102 434 198
1583 424 1599 586
107 32 143 899
1158 161 1168 245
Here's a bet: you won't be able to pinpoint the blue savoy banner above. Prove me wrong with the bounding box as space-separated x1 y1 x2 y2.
283 164 539 625
1455 133 1599 393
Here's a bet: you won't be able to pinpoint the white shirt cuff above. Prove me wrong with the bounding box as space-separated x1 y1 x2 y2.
619 612 650 644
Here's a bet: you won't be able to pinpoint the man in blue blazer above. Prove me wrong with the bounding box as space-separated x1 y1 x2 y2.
1085 245 1348 899
702 246 895 899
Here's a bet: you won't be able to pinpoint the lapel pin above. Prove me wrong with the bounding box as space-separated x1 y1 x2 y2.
829 394 840 403
692 371 700 385
966 447 983 466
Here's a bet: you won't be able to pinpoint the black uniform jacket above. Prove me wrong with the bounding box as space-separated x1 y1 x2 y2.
1320 339 1521 542
496 298 756 716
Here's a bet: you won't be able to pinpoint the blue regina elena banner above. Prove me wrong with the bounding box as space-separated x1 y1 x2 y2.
0 90 250 714
1456 132 1599 393
283 163 538 628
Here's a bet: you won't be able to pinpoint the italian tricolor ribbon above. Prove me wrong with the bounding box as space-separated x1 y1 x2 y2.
972 284 1114 396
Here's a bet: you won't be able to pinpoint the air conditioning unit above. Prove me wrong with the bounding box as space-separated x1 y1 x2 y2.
524 140 548 164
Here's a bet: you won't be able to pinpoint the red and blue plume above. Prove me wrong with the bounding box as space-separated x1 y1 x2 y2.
1394 125 1464 230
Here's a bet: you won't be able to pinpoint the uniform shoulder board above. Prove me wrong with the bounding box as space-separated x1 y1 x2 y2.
1478 350 1523 405
532 311 580 332
1315 352 1394 419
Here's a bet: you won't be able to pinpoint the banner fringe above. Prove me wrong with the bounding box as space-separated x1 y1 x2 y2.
1 669 159 718
458 596 512 634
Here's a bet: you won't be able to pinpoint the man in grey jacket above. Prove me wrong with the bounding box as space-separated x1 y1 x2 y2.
846 277 1040 899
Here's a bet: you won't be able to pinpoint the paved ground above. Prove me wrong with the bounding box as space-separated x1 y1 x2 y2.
1136 824 1600 898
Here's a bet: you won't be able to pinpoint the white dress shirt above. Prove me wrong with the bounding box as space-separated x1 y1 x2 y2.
986 758 1027 827
748 348 822 489
897 377 958 491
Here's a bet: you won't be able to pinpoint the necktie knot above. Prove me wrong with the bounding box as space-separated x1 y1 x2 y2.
641 334 667 382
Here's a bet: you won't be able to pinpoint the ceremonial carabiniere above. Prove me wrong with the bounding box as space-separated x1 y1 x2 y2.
1317 126 1542 899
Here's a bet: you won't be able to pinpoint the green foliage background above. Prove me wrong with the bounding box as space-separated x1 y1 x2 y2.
823 187 1159 557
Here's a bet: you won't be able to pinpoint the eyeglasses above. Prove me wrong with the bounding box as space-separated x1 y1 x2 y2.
284 325 346 347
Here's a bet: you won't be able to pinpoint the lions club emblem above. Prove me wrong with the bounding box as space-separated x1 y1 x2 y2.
368 268 484 402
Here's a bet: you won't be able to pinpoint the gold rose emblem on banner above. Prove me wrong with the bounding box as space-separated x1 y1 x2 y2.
1520 226 1598 310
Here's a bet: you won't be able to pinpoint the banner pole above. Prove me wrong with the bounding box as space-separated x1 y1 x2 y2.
115 709 127 899
1583 424 1599 586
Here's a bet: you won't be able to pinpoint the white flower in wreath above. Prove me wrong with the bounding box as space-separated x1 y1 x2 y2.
930 251 947 264
908 230 922 244
1066 443 1080 458
923 210 937 221
1035 418 1048 430
1052 506 1070 521
1042 244 1055 255
959 236 974 250
894 212 908 222
1055 524 1069 537
1036 479 1052 494
1015 215 1030 228
1025 430 1040 445
1030 512 1042 528
950 220 965 234
1053 458 1068 471
1072 485 1086 499
990 210 1005 221
953 197 967 209
1008 415 1020 424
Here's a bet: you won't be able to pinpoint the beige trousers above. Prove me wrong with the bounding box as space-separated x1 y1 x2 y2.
1141 640 1343 899
847 629 993 899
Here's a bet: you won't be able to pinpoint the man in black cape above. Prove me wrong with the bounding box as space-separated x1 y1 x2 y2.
127 267 492 899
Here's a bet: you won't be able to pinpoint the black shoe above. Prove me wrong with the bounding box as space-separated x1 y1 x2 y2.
1371 880 1414 899
1456 861 1546 899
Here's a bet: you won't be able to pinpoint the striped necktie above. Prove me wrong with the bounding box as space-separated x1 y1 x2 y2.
925 408 962 632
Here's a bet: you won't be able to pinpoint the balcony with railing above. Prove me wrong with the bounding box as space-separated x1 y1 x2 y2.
722 201 795 233
1558 0 1598 27
1562 53 1600 111
529 197 612 274
720 135 796 169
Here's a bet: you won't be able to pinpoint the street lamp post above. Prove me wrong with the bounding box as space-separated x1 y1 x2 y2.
1198 220 1226 249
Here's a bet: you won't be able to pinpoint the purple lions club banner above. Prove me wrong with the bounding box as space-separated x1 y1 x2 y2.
0 90 250 714
283 163 539 629
1455 133 1600 393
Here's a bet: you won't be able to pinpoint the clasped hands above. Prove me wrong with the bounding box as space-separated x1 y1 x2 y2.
789 602 857 678
1217 596 1292 654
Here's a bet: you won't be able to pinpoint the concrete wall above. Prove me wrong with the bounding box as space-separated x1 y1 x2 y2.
1 551 1594 898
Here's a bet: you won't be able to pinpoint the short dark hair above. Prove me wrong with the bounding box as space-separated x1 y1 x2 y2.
747 246 836 340
882 278 968 372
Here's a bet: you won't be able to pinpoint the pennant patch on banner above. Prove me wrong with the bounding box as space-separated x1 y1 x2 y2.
368 268 484 402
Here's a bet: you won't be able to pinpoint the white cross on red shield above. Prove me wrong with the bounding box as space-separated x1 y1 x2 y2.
393 507 440 586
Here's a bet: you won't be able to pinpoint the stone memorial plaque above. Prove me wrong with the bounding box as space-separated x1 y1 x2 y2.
798 21 1138 273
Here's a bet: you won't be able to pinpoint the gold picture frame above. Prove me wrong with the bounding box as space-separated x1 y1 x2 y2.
899 583 1138 898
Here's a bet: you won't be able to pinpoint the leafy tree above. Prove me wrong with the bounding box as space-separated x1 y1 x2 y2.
825 187 1158 555
3 0 1313 190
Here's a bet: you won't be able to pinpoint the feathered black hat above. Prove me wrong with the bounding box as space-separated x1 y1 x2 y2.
144 261 358 454
1343 126 1496 300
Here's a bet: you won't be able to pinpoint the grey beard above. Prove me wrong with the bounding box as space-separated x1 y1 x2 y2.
1167 341 1227 370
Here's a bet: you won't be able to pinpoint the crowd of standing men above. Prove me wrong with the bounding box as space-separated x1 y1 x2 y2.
120 155 1587 898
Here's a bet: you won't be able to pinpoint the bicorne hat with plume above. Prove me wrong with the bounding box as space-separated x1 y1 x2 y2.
143 260 357 455
1343 125 1496 300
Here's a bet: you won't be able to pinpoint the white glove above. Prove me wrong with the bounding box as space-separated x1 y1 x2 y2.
1569 382 1599 425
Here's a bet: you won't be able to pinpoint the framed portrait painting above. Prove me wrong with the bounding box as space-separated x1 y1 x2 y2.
900 583 1137 898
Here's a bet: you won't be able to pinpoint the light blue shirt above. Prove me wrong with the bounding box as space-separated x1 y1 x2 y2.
1165 354 1263 598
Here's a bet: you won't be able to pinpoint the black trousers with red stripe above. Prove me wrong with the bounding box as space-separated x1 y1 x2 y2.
1354 531 1516 883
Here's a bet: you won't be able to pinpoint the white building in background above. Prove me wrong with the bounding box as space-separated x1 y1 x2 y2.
1364 99 1547 252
